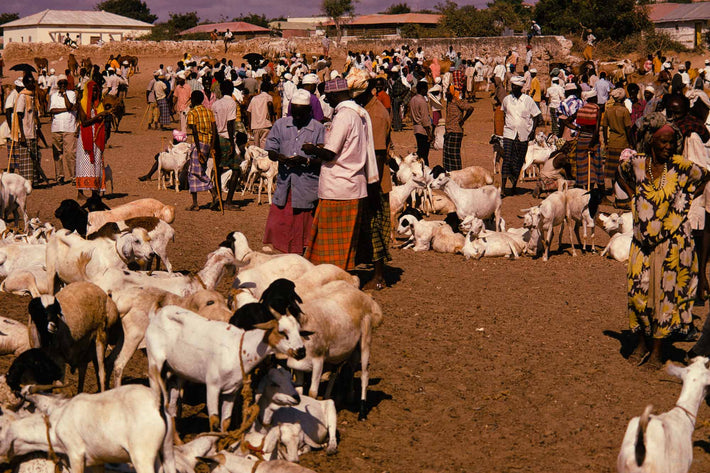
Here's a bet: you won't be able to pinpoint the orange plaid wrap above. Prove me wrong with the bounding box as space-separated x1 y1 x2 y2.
305 199 364 271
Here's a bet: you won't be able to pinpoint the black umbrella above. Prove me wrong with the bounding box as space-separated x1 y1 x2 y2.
10 63 37 74
243 53 265 63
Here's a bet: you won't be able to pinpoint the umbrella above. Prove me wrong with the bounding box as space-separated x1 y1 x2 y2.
10 63 37 74
243 53 264 63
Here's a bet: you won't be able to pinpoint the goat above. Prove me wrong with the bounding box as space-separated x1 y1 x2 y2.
521 132 556 180
564 187 604 253
447 165 494 189
87 198 175 234
6 348 64 392
199 453 316 473
388 177 427 238
462 230 526 260
396 213 446 251
231 249 315 300
521 190 568 261
145 279 307 433
241 146 277 205
1 266 49 297
0 172 32 231
599 212 633 263
490 134 504 175
27 281 119 392
157 143 191 192
617 357 710 473
0 384 176 473
0 242 46 277
429 166 501 231
0 317 31 356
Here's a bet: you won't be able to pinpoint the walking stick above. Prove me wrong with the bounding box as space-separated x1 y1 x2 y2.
587 150 592 192
7 140 14 172
211 149 224 214
139 104 150 129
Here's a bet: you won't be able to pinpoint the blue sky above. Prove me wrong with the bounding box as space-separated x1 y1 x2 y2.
3 0 490 23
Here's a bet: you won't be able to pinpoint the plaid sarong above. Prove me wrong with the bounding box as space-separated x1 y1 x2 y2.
305 199 363 271
157 98 171 126
502 137 528 181
443 132 463 171
606 147 623 180
188 142 213 192
575 130 603 188
10 139 37 185
357 189 392 264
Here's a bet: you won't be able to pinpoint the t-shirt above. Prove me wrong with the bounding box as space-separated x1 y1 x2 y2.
49 90 78 133
153 80 167 101
212 96 237 139
14 93 36 140
174 84 192 113
409 94 431 135
601 102 631 149
247 92 273 130
320 103 369 200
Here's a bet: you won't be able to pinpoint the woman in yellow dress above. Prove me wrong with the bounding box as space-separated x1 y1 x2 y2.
618 113 710 368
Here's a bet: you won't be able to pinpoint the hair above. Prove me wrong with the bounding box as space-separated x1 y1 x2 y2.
416 81 428 95
599 71 606 79
220 80 234 96
191 90 204 105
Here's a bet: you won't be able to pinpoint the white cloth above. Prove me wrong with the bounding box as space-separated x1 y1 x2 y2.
282 80 297 115
493 64 506 82
212 96 237 139
501 93 541 140
4 89 18 110
546 83 564 109
49 91 77 133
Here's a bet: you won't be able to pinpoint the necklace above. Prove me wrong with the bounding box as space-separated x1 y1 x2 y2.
647 157 667 191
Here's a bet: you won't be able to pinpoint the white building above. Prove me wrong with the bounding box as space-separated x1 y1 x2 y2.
2 9 154 47
650 2 710 49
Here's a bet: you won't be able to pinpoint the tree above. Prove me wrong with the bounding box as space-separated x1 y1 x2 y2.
0 12 19 35
437 1 500 37
168 11 199 32
95 0 157 24
385 2 411 14
233 13 269 28
322 0 357 41
534 0 650 42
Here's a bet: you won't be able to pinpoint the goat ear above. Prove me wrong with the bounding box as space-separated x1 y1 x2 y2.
299 330 315 339
666 362 686 380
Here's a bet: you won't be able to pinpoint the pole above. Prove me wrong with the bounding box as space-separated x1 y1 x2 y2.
139 104 150 129
211 149 224 214
587 150 591 192
6 140 14 173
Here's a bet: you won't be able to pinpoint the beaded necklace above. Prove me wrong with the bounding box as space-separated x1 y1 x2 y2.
647 156 667 191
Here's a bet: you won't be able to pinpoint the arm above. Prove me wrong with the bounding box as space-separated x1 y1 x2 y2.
227 119 235 158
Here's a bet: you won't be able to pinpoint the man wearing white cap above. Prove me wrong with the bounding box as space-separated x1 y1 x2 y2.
290 73 324 122
263 88 325 253
281 73 297 117
47 68 58 96
49 74 77 184
501 75 541 195
546 77 564 136
4 79 23 130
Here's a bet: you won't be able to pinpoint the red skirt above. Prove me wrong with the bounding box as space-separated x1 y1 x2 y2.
263 190 315 254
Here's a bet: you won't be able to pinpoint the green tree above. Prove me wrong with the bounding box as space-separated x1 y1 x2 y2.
95 0 157 24
534 0 650 42
233 13 269 28
0 12 19 35
437 1 499 37
322 0 357 41
385 2 411 14
168 11 199 32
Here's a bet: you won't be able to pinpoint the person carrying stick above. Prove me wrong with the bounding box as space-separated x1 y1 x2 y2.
186 90 220 211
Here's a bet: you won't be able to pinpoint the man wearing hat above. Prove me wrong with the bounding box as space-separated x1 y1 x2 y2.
301 77 378 273
247 81 275 148
262 88 325 253
49 74 77 184
281 73 297 117
173 72 192 133
291 73 324 122
501 75 541 196
546 77 564 136
146 71 160 130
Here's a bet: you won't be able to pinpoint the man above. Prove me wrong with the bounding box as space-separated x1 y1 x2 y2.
501 75 541 196
507 47 519 73
409 81 433 166
443 87 474 171
247 81 275 148
302 78 377 273
353 73 393 290
643 86 660 117
105 68 127 97
223 29 233 53
528 68 541 109
186 90 219 211
601 88 631 192
11 75 46 186
594 71 611 109
46 69 58 96
389 66 408 132
291 74 324 122
4 79 23 130
281 73 297 117
173 72 192 133
146 71 159 130
322 34 331 57
212 80 238 209
153 73 170 130
525 44 533 67
546 77 564 136
48 75 77 184
263 89 325 253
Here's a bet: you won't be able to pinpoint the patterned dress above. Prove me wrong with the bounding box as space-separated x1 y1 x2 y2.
620 154 708 338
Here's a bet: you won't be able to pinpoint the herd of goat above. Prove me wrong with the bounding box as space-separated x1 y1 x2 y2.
0 186 385 473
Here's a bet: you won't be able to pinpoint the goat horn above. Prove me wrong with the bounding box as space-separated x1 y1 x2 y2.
25 383 68 394
268 306 283 320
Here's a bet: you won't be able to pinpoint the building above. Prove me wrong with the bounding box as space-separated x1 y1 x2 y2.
268 17 328 38
2 9 154 46
649 2 710 48
325 13 441 38
179 22 271 39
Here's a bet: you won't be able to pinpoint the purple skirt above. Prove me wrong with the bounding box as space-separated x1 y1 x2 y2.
263 190 315 254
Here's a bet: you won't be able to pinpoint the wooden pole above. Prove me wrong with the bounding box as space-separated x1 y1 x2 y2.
211 149 224 214
139 104 150 129
7 140 15 173
587 150 592 192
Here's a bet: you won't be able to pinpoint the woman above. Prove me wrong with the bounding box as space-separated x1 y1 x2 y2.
574 90 603 190
76 79 109 199
601 87 632 192
618 113 710 368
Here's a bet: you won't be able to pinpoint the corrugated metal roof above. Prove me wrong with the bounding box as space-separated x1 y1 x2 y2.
325 13 441 26
269 21 320 31
180 22 270 35
2 9 154 28
647 3 682 23
654 2 710 23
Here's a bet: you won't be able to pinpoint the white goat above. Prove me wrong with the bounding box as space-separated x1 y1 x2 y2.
462 230 526 260
0 242 46 277
199 452 316 473
564 187 602 252
0 172 32 231
157 142 191 192
145 303 306 433
599 212 633 263
617 357 710 473
388 178 427 237
242 146 277 205
0 385 176 473
429 170 501 231
87 198 176 234
521 190 568 261
0 317 31 356
521 132 555 180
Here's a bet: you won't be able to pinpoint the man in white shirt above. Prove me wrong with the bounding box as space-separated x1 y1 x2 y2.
48 75 77 184
493 62 506 83
105 68 127 96
281 73 297 117
212 81 238 202
46 69 58 96
546 77 565 136
246 81 275 148
4 79 23 129
501 75 541 196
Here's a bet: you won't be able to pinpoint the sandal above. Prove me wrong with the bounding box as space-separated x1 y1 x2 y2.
185 205 200 212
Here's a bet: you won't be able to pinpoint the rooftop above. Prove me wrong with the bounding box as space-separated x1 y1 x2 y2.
2 9 154 28
325 13 441 27
650 2 710 23
180 21 270 35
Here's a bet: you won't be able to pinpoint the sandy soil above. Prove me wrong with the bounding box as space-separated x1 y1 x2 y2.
2 48 710 473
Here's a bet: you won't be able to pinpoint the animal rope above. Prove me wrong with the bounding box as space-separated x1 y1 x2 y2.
42 415 63 473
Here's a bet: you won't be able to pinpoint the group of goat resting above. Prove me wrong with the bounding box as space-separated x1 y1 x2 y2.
0 193 384 473
157 143 277 206
389 150 632 263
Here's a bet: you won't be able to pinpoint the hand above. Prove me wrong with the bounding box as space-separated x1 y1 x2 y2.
198 152 206 165
290 155 309 166
301 143 318 154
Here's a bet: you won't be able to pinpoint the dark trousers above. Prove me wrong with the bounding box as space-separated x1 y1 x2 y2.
392 99 403 131
415 133 430 166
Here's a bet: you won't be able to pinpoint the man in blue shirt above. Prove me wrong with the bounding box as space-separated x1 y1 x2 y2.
594 71 612 109
263 89 326 254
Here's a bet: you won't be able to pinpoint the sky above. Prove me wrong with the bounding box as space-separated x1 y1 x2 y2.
3 0 490 23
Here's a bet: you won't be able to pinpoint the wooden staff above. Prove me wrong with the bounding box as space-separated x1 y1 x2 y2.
7 140 14 172
138 104 150 129
211 149 224 214
587 150 592 192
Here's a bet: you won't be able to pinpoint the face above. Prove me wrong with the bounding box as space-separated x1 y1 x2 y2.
269 315 306 360
644 91 653 101
652 129 675 162
666 98 686 121
58 80 67 92
23 77 36 91
511 84 523 97
291 104 311 125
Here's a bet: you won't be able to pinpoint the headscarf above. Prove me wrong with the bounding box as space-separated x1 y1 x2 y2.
80 80 105 164
635 112 682 156
346 68 370 97
610 88 626 101
430 57 440 80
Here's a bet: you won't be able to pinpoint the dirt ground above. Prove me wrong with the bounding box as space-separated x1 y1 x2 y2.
2 47 710 473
